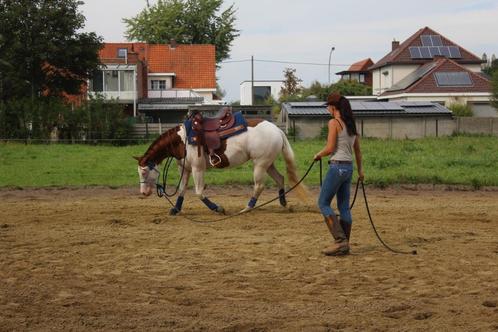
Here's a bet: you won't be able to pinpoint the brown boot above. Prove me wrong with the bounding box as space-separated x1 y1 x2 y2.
322 215 350 256
340 218 352 241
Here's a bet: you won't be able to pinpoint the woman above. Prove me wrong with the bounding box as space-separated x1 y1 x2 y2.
313 92 364 256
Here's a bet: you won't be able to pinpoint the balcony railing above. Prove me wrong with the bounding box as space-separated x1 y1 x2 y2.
88 91 137 101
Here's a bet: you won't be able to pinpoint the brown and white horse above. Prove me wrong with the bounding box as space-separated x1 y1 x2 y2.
134 120 306 215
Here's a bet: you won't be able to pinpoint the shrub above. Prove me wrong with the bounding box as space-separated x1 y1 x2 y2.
448 103 473 117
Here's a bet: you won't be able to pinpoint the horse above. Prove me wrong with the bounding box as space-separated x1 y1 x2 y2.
134 114 307 215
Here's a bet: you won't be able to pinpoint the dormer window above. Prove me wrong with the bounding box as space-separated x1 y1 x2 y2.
117 48 127 58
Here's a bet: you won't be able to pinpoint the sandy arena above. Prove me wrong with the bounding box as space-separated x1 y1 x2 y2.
1 186 497 331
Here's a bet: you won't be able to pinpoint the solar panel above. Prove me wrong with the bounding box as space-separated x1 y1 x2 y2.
448 46 462 58
429 47 441 57
409 47 422 58
421 35 432 46
420 46 431 58
434 72 473 86
439 46 451 57
431 35 443 46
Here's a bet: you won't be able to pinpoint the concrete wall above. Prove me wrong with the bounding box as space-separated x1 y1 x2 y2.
288 117 498 139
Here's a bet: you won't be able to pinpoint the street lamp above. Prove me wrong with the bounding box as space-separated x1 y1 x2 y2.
328 46 335 85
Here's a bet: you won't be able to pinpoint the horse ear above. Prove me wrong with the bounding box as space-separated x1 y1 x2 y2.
132 156 141 162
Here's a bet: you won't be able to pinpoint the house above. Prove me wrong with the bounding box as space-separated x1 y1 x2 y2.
369 27 494 117
240 80 284 105
336 58 373 86
88 42 219 122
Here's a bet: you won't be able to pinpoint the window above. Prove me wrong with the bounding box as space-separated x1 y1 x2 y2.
120 71 134 91
117 48 127 58
89 70 103 92
359 73 366 83
151 80 167 90
342 74 350 80
253 86 271 105
104 70 119 91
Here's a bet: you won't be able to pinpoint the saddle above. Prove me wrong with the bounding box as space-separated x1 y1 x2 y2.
191 107 245 167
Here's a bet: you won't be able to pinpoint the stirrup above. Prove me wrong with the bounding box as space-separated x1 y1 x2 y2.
209 154 222 167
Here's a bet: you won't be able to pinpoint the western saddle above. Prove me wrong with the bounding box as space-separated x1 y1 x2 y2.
191 107 244 167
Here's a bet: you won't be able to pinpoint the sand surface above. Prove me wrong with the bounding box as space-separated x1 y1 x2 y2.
1 186 497 331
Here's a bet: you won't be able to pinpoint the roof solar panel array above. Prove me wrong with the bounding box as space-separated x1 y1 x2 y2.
420 35 443 47
284 101 452 117
409 46 461 59
434 72 473 86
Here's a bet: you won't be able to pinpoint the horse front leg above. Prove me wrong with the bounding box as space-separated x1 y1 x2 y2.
169 167 191 216
192 168 225 214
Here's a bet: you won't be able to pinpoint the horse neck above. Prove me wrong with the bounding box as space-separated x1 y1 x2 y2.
143 126 181 164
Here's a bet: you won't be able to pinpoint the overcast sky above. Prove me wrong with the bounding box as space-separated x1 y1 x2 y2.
81 0 498 102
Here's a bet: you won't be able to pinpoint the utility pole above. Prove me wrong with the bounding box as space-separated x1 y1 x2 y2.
328 46 335 85
251 55 254 105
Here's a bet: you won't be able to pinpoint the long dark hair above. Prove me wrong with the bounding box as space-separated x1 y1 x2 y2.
327 92 358 136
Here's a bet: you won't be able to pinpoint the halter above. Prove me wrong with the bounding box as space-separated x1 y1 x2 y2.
139 162 160 185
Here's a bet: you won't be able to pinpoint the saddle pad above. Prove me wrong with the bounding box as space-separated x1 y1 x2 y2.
185 111 248 145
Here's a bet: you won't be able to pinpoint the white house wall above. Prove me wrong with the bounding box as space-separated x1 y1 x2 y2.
240 81 284 105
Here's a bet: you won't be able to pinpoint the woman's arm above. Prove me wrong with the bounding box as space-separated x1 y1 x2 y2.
353 136 364 181
314 119 338 160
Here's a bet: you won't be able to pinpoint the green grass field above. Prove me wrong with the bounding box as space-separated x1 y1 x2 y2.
1 135 497 188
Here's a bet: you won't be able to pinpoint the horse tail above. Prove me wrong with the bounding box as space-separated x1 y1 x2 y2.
280 130 309 200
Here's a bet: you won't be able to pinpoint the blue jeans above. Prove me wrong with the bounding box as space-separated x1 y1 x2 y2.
318 163 353 225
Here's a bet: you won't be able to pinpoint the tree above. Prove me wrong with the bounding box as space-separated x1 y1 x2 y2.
492 70 498 111
0 0 102 102
329 79 372 96
279 68 301 101
124 0 239 64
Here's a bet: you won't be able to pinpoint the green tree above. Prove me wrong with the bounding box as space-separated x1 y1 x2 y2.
492 71 498 111
329 79 372 96
0 0 102 101
279 68 301 100
124 0 239 64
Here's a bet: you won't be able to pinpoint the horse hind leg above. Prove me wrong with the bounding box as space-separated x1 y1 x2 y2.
241 165 267 212
267 164 286 207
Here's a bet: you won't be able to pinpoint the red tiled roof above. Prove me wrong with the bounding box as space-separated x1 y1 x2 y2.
370 27 483 70
381 57 491 96
336 58 373 75
99 43 216 89
147 44 216 89
348 58 374 72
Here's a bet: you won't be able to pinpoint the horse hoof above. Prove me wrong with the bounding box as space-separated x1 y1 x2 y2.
169 208 180 216
239 207 252 213
279 197 287 207
216 206 225 214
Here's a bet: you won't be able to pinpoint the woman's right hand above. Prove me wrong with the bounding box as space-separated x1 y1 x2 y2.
358 170 365 182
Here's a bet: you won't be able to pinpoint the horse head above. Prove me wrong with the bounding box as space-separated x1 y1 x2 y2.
134 125 186 197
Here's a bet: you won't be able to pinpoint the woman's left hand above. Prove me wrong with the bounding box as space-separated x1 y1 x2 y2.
313 154 321 161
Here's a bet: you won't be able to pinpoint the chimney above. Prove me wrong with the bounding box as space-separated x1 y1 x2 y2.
170 39 177 49
392 39 400 51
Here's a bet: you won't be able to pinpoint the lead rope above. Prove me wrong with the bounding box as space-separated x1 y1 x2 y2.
319 160 416 255
158 159 318 224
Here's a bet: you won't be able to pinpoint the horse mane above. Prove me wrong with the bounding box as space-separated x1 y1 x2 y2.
140 125 184 166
